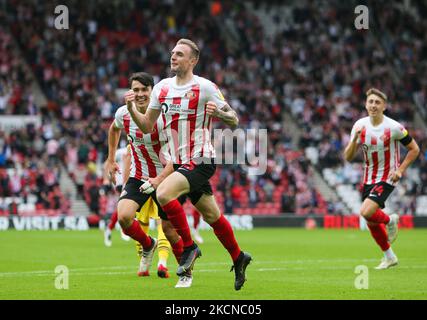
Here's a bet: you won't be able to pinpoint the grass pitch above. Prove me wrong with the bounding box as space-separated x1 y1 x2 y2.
0 228 426 300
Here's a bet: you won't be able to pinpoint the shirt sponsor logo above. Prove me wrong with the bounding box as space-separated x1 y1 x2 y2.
127 135 147 145
161 102 196 115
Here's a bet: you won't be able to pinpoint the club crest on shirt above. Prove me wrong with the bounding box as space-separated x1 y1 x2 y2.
184 90 196 99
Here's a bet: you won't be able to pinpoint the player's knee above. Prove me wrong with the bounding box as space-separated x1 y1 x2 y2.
156 188 172 206
118 212 133 229
202 210 220 225
360 208 372 219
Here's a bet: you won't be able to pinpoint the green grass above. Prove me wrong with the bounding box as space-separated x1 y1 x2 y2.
0 228 426 300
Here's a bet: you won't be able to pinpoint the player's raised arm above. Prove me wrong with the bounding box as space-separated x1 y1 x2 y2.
125 90 160 133
204 79 238 129
104 122 122 185
344 126 364 162
206 102 239 129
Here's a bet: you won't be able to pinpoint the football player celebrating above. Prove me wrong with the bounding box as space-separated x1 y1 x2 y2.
344 88 420 269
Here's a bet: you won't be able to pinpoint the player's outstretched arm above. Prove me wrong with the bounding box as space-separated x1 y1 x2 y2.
206 102 239 129
152 162 175 188
344 126 363 162
140 162 175 194
390 138 420 183
104 122 122 185
125 90 160 133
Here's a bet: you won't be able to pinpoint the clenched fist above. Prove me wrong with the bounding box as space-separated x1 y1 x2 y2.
206 101 220 117
352 126 365 143
124 90 135 111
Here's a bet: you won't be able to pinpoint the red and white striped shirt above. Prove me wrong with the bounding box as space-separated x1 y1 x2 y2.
351 115 408 185
114 105 169 180
148 75 227 164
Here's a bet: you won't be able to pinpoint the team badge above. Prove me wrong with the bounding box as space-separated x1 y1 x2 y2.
185 90 196 99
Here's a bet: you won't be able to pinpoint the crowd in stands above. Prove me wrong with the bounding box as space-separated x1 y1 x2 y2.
236 1 427 214
0 125 71 216
372 1 427 124
1 0 426 216
0 26 37 115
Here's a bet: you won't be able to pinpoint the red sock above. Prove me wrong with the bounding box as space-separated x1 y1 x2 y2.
193 209 201 229
366 208 390 224
210 214 241 262
122 220 152 249
108 211 118 230
367 222 390 251
162 199 193 247
171 237 184 263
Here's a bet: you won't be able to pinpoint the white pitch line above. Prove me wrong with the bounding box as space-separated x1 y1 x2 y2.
2 257 426 277
0 265 135 277
2 263 427 278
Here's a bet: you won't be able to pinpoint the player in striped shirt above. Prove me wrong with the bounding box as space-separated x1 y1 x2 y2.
104 72 185 277
127 39 252 290
344 88 420 269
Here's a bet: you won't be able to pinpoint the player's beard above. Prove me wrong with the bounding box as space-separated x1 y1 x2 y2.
170 67 178 76
171 64 187 77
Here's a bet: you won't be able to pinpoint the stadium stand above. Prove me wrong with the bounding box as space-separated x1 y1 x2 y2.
1 0 426 217
243 0 427 216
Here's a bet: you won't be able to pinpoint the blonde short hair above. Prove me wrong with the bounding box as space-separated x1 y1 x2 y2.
177 38 200 60
366 88 388 102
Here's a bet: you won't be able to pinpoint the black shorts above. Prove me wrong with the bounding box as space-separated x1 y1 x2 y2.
102 184 122 194
119 178 168 220
174 159 216 205
362 182 394 209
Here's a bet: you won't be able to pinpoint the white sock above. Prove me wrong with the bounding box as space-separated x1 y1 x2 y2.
384 247 396 260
